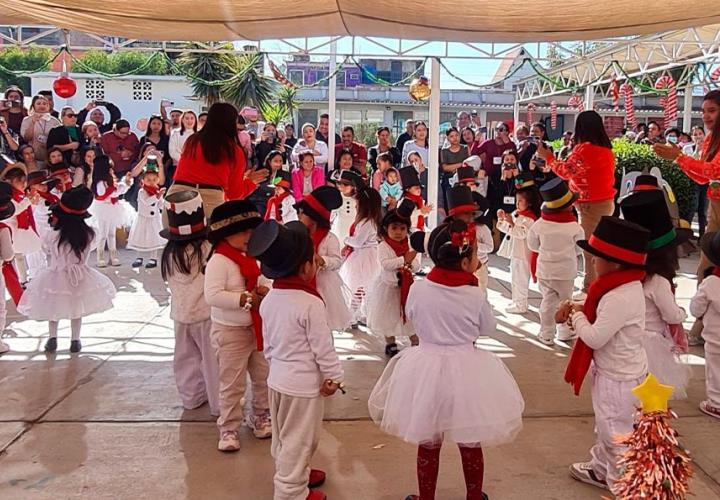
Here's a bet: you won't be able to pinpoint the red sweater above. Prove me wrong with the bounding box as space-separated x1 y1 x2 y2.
174 142 257 200
677 134 720 201
550 143 616 203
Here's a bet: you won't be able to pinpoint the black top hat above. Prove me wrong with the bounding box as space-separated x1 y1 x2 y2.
399 167 421 190
0 182 16 221
447 184 476 216
47 161 71 178
620 190 690 249
337 169 365 188
700 231 720 267
409 230 428 254
272 170 292 192
160 190 207 241
456 166 476 184
294 185 342 227
381 198 414 228
577 216 650 268
514 171 536 191
27 170 52 188
208 199 263 244
633 174 661 192
472 191 490 223
248 220 313 279
540 177 579 213
52 186 93 219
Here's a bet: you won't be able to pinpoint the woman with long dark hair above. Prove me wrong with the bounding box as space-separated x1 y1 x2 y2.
536 110 616 291
169 102 268 218
169 110 198 164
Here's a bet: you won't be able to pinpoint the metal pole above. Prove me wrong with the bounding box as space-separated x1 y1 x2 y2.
682 83 693 130
327 40 337 170
585 85 595 110
427 57 441 229
513 97 520 131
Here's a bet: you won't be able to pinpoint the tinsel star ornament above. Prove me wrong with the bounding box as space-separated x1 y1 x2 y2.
409 76 431 102
632 373 674 413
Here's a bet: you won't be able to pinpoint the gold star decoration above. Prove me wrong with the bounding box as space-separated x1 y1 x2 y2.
632 373 674 414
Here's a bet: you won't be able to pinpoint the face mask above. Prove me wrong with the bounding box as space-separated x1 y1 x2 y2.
667 136 678 144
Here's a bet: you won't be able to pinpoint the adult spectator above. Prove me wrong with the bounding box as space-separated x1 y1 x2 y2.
395 119 414 153
559 132 574 160
292 150 326 201
440 127 469 210
80 121 103 155
47 106 82 165
240 107 262 137
197 112 208 130
139 115 171 169
517 122 549 170
284 124 298 148
664 127 681 145
368 126 401 173
100 119 140 175
536 110 616 291
291 123 328 169
169 110 198 164
401 120 429 167
0 114 19 157
255 122 287 168
77 100 122 134
456 111 471 132
37 90 59 118
316 113 341 146
20 94 61 169
1 86 28 135
169 102 267 217
16 144 39 172
683 126 708 237
74 147 96 188
472 122 517 210
461 127 476 151
637 120 664 145
334 126 368 173
470 110 484 131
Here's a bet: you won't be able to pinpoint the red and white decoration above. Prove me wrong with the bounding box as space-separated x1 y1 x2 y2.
526 103 537 124
568 95 584 112
610 78 620 112
550 101 558 129
711 66 720 81
655 75 678 128
621 83 637 129
269 60 296 88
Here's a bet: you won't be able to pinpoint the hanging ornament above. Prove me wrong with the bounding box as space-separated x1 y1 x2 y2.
409 76 431 102
621 83 637 129
655 75 678 128
268 60 296 89
712 67 720 81
52 51 77 99
526 102 537 124
550 101 558 129
568 95 584 112
610 77 620 112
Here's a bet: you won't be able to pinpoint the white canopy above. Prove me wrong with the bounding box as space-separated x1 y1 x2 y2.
3 0 720 43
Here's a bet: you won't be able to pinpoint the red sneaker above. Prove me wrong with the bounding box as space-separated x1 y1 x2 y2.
309 469 326 488
306 490 326 500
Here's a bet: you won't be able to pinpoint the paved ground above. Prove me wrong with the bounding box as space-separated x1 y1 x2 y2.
1 250 719 500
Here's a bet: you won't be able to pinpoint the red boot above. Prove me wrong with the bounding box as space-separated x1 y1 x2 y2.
306 490 326 500
309 469 326 488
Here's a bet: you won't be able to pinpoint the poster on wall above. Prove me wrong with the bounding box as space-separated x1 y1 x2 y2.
603 116 625 139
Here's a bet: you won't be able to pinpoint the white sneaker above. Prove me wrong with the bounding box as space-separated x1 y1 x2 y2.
0 340 9 354
505 304 528 314
537 335 555 346
569 462 608 490
247 411 272 439
699 400 720 420
557 331 578 342
217 430 241 452
97 259 107 268
572 291 587 301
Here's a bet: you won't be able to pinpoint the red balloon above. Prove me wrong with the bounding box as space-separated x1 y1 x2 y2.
53 75 77 99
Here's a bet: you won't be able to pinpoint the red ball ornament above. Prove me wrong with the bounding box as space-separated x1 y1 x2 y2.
53 75 77 99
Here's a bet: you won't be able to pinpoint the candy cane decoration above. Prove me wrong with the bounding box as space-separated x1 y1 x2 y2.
268 60 296 88
610 78 620 112
711 66 720 81
526 103 537 124
550 101 558 129
568 95 584 112
655 75 677 128
621 83 637 128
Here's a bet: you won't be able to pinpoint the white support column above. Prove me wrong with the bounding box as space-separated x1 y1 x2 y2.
513 100 520 131
683 83 693 130
327 40 337 170
585 85 595 110
428 57 441 229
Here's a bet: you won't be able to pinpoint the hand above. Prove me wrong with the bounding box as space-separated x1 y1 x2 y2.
158 187 167 196
0 101 9 111
570 303 584 315
320 379 340 397
314 254 325 268
341 245 352 258
420 203 433 215
388 197 397 209
555 301 573 324
477 169 486 179
85 101 95 111
68 141 80 150
255 285 270 297
496 209 506 220
143 147 156 158
0 121 7 134
529 158 537 171
404 250 418 265
248 169 269 185
312 149 321 156
653 143 682 161
124 172 133 185
29 191 41 204
536 141 554 161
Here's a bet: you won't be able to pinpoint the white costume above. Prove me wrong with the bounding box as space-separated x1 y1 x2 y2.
474 224 494 291
690 274 720 410
0 224 15 334
497 212 535 311
26 197 54 276
6 197 40 255
17 230 116 321
127 189 166 252
368 278 525 445
367 239 421 339
339 219 380 323
331 193 356 242
316 231 352 331
266 195 298 224
90 180 135 261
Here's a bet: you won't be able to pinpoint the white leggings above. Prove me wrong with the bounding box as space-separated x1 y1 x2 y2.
49 318 83 341
98 230 117 253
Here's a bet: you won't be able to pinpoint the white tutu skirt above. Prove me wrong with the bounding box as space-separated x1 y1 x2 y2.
317 269 353 331
89 200 136 236
127 215 166 252
368 343 525 445
17 264 116 321
12 228 41 254
645 331 691 400
367 279 415 339
340 246 380 293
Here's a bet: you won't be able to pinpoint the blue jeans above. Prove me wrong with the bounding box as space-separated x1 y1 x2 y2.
688 183 709 234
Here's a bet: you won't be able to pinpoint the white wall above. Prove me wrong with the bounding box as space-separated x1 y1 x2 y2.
30 74 201 135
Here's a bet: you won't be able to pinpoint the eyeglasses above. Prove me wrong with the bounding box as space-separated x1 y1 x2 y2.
64 113 76 118
496 127 508 133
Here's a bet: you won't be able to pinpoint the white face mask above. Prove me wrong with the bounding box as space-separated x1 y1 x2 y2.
667 136 678 144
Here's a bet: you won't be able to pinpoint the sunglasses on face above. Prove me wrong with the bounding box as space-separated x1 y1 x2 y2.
65 113 76 118
496 128 508 133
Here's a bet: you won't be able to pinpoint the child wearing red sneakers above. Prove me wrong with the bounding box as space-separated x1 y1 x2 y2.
249 220 344 500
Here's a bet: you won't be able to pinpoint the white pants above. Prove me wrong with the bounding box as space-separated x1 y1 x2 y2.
0 273 6 333
474 262 489 293
510 257 530 308
706 350 720 407
538 278 574 341
589 370 645 490
173 319 220 415
270 389 324 500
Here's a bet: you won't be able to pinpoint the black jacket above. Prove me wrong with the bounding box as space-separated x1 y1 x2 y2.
77 102 122 134
47 124 82 165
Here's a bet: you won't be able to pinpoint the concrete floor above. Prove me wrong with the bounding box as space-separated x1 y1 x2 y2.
1 251 719 500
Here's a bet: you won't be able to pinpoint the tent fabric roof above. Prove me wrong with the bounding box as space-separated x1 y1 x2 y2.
4 1 720 43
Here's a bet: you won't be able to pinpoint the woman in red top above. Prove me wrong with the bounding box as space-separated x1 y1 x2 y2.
168 103 267 218
536 110 616 290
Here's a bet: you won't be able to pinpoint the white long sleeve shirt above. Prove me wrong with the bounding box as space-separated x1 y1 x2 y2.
261 288 344 397
167 242 211 324
291 139 328 168
497 214 534 260
476 224 494 265
377 239 421 286
690 275 720 353
571 281 648 381
169 129 193 163
344 219 378 249
0 226 14 261
526 218 584 280
266 195 298 224
318 231 343 272
642 274 686 336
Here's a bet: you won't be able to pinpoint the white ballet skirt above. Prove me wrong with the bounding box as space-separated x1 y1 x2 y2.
17 231 116 321
126 190 166 252
339 219 380 301
645 330 691 400
88 181 136 236
368 278 524 446
316 231 353 331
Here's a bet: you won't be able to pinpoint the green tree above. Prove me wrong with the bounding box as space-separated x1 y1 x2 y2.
276 86 298 126
221 53 275 111
73 50 169 75
0 46 54 94
178 43 237 106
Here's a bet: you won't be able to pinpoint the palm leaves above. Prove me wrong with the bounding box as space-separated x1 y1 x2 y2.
260 102 290 125
178 43 237 105
221 53 276 110
276 86 299 126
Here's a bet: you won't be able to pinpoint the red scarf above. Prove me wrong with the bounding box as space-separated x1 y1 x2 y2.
383 235 414 323
214 241 264 351
427 267 479 287
264 191 291 222
272 274 324 301
95 183 118 205
12 188 37 233
342 223 357 258
564 268 646 395
0 223 22 305
517 209 539 283
37 191 59 205
541 211 577 223
142 185 161 197
404 192 425 230
714 266 720 279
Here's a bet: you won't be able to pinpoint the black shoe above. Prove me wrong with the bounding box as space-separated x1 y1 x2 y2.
145 259 157 269
44 337 57 352
132 258 143 268
385 343 399 357
70 340 82 353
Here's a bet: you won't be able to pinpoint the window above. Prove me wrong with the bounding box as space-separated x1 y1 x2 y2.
289 69 304 86
132 81 153 101
85 79 105 100
349 73 360 81
314 70 329 84
393 110 413 137
376 60 391 71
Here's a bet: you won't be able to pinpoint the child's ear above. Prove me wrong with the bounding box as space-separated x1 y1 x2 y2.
460 256 473 273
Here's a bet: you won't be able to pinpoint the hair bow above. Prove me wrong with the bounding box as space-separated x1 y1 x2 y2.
449 223 476 253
